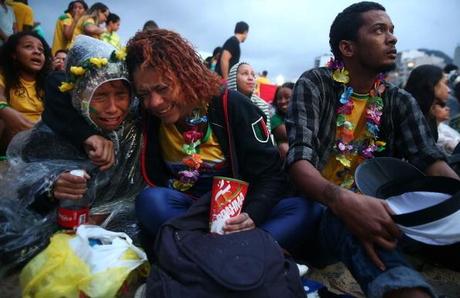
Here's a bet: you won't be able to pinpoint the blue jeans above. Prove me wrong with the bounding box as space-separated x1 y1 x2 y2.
135 186 323 251
317 209 435 298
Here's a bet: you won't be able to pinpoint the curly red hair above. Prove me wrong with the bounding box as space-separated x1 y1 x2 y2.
126 29 222 106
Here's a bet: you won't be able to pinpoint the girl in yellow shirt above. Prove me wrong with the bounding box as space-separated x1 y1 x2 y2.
70 2 109 45
0 31 51 153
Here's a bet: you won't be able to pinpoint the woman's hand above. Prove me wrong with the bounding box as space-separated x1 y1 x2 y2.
53 171 90 200
222 212 255 234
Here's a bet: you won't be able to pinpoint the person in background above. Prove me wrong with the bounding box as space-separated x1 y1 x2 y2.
52 49 67 72
0 0 16 46
405 64 458 155
0 31 51 153
204 46 222 73
6 0 33 32
70 2 109 44
51 0 88 56
227 61 273 141
215 21 249 80
405 64 449 141
142 20 158 31
255 70 270 96
101 13 122 49
443 64 459 119
271 82 294 159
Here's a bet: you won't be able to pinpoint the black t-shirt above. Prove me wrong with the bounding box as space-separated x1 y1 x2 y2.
215 36 240 76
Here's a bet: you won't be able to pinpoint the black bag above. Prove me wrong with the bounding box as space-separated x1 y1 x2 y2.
145 194 305 298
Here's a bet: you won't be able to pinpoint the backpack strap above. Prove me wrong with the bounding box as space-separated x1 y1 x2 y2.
222 89 239 178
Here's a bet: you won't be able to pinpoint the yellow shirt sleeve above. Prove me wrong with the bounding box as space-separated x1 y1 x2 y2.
23 5 34 27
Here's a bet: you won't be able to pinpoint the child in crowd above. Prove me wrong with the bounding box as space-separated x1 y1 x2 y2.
70 2 109 45
101 13 122 49
0 31 51 153
51 0 87 56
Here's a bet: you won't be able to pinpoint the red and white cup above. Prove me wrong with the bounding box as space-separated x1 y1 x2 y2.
209 176 248 234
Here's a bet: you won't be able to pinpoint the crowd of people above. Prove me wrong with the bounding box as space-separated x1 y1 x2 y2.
1 1 460 297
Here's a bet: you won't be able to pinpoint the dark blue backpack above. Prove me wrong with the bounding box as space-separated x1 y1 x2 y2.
145 195 305 298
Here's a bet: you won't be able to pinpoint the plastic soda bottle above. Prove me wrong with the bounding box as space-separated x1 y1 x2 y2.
57 169 90 229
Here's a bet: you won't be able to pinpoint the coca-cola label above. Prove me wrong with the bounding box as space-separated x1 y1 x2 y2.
57 207 89 229
210 177 248 234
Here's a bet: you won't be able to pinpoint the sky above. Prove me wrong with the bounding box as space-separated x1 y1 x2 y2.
30 0 460 82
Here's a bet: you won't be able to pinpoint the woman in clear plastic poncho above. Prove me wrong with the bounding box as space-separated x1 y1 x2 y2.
0 36 144 271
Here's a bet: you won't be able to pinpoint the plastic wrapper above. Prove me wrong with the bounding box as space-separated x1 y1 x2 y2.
0 114 144 275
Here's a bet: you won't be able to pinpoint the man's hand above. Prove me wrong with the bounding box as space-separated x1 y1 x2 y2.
83 135 114 171
53 171 90 200
222 212 255 234
331 189 401 270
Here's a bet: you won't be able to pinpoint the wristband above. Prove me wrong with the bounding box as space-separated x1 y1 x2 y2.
0 102 9 110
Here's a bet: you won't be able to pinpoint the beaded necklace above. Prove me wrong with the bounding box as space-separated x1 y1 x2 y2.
170 109 208 191
327 58 386 188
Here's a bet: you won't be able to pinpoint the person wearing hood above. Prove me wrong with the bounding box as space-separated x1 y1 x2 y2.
0 35 144 237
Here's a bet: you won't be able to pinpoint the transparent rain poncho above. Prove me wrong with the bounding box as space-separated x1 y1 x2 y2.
0 36 146 274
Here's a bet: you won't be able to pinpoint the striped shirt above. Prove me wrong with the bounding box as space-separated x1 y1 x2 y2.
286 67 445 172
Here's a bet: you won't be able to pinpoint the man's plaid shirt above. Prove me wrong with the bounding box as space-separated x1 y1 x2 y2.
286 67 445 172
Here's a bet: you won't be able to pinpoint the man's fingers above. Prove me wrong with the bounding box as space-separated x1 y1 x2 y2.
374 236 397 251
362 241 385 271
382 203 402 238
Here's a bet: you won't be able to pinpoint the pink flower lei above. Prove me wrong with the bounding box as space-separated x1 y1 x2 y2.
327 58 386 188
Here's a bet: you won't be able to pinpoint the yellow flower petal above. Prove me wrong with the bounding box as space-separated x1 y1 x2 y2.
58 82 74 92
336 154 351 168
332 68 350 84
89 57 108 68
70 66 86 76
115 48 127 60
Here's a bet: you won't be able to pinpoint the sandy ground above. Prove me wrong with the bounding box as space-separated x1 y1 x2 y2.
2 259 460 297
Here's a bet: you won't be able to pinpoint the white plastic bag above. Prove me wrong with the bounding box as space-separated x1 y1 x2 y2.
21 224 148 298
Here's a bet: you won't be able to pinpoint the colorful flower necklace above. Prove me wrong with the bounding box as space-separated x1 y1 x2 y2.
170 109 208 192
327 58 386 188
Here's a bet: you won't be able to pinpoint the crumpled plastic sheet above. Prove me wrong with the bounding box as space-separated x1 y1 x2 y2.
0 117 145 276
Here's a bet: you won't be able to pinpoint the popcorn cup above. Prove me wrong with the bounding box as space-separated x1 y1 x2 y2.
209 176 248 234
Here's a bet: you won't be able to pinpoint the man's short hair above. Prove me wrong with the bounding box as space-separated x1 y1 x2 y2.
142 20 158 31
106 13 120 24
329 1 386 60
234 21 249 34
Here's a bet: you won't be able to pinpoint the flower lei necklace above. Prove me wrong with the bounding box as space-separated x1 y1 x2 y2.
327 58 386 188
170 109 209 191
